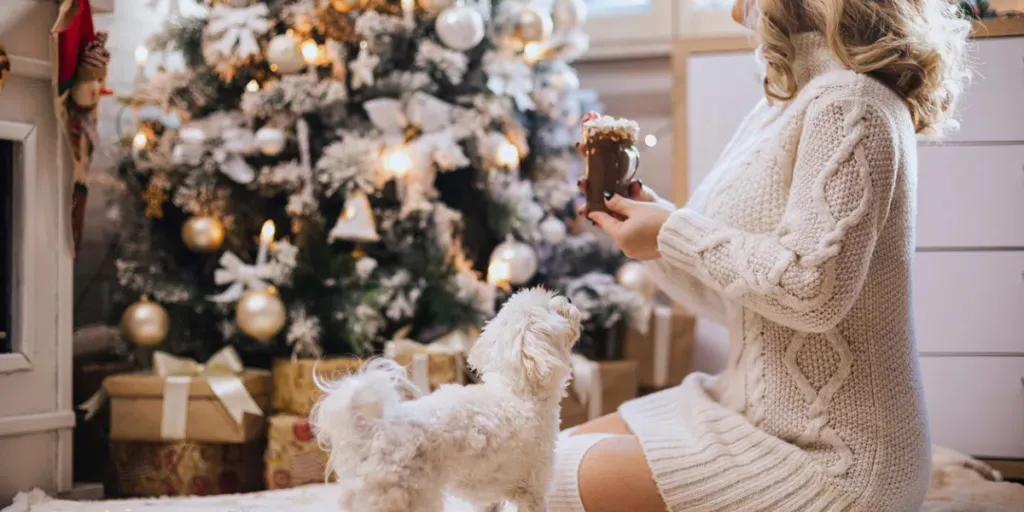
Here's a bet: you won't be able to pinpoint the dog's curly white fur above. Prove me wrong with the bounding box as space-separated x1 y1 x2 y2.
311 288 582 512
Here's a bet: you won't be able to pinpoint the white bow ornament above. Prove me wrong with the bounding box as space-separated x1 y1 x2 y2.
213 127 257 184
207 251 274 303
204 3 271 64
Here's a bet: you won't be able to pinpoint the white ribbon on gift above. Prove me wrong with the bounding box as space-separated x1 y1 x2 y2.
652 305 673 389
570 354 603 421
205 3 271 63
384 338 467 394
153 347 264 440
207 251 274 303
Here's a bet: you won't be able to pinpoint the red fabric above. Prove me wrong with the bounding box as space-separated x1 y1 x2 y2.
57 0 96 92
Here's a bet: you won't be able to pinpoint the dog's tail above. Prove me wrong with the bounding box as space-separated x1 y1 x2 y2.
310 358 420 465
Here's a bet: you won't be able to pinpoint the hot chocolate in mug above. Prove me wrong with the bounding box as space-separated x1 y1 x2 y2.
582 115 641 215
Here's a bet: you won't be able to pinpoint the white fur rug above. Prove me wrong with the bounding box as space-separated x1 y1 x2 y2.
3 485 505 512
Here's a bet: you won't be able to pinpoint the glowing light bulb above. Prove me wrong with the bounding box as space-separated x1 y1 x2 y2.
135 45 149 67
246 80 260 92
132 131 149 149
487 260 511 286
301 40 320 65
382 146 413 177
260 220 276 244
523 43 543 64
496 140 520 168
644 134 657 147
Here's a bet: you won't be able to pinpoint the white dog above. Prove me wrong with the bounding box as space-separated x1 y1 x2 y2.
311 288 582 512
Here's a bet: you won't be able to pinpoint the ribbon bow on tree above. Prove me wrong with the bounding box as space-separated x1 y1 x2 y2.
203 3 271 65
213 127 257 184
153 347 264 440
207 251 274 303
365 92 472 180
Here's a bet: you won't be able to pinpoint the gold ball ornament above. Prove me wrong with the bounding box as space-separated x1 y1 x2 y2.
182 215 226 253
235 287 287 342
514 5 554 44
120 296 170 347
617 261 656 300
331 0 366 12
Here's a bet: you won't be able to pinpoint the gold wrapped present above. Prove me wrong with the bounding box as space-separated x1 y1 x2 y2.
560 358 638 430
103 348 271 443
265 414 332 490
624 305 695 391
384 338 467 393
107 439 264 498
272 357 362 417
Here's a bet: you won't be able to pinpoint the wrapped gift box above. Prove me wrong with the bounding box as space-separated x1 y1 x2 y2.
560 360 638 430
272 358 363 417
264 414 332 490
624 305 695 391
103 370 271 443
106 439 264 498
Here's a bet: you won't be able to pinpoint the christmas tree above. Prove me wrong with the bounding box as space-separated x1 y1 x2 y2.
109 0 643 365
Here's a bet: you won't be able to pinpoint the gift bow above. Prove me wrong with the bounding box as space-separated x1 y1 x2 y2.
154 347 264 440
205 3 271 63
384 338 466 394
207 251 274 303
570 354 603 421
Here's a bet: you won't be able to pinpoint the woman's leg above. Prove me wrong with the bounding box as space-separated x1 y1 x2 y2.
579 436 666 512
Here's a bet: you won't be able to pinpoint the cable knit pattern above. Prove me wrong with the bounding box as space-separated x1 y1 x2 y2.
598 33 932 512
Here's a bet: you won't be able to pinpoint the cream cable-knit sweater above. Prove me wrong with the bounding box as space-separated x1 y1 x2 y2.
550 33 930 511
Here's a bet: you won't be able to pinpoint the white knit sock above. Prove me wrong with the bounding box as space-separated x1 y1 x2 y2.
547 434 613 512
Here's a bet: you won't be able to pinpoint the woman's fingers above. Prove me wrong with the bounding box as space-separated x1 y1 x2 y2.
588 211 624 239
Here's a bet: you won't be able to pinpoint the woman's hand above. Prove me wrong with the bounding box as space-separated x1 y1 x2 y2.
588 195 673 261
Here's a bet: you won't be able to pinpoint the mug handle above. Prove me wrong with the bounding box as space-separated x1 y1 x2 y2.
624 146 640 182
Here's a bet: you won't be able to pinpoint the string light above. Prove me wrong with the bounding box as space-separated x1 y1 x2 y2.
495 140 520 168
382 145 413 177
487 260 511 287
644 134 657 147
132 131 149 149
246 80 260 92
301 40 320 65
523 43 543 64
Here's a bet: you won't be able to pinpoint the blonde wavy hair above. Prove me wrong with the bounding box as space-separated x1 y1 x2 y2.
751 0 972 134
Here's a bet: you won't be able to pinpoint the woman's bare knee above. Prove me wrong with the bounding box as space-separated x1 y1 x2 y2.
578 435 665 512
569 412 633 437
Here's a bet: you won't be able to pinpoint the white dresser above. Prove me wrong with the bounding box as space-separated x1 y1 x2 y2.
673 22 1024 466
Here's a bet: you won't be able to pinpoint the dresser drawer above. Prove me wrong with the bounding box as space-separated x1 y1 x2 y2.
919 356 1024 459
913 252 1024 354
948 38 1024 143
916 145 1024 248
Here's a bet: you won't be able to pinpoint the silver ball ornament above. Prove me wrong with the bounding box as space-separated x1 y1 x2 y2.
435 4 486 51
490 237 539 286
181 215 226 253
617 261 655 300
539 216 568 245
266 33 305 75
552 0 588 32
515 5 554 44
120 296 170 347
255 126 287 156
236 287 287 342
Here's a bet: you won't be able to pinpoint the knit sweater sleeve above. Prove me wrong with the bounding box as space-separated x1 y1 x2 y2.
657 97 899 333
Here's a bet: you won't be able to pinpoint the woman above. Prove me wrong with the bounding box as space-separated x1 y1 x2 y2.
551 0 971 511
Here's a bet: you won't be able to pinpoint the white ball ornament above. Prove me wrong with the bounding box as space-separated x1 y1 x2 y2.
255 126 287 156
435 4 486 51
552 0 588 32
539 216 568 245
266 33 305 75
515 5 554 44
490 237 539 286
